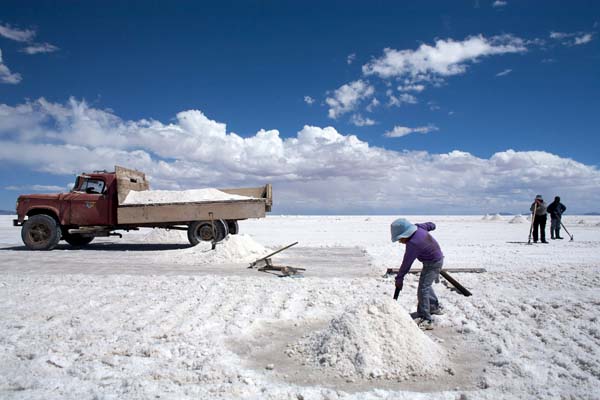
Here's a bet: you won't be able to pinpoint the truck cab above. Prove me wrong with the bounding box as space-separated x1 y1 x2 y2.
14 171 119 249
62 172 117 226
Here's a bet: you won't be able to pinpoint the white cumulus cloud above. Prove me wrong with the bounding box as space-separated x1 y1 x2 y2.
362 35 526 81
495 68 512 77
303 96 315 105
5 184 67 192
0 49 22 84
1 98 600 213
492 0 507 7
550 31 594 46
384 124 439 138
0 23 35 42
574 33 593 45
325 80 375 119
21 42 59 54
398 84 425 92
349 114 376 127
387 91 417 107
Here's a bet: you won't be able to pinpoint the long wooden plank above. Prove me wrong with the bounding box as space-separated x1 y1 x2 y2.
440 270 472 297
386 267 486 275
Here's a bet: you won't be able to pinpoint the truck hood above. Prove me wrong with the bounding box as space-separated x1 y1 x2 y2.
18 193 65 201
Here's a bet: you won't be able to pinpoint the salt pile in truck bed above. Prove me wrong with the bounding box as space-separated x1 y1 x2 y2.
121 188 255 205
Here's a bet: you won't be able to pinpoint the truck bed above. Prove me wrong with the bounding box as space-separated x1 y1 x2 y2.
116 196 270 225
114 166 272 225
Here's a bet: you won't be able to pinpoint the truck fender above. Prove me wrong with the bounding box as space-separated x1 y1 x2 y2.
26 207 61 225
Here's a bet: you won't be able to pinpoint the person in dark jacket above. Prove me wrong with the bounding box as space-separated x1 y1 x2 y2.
391 218 444 330
530 194 548 243
547 196 567 239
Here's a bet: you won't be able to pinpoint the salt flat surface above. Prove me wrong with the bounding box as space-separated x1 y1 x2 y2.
1 215 599 399
122 188 254 205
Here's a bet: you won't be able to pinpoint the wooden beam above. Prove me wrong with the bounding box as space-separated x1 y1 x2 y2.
385 267 486 275
440 270 472 297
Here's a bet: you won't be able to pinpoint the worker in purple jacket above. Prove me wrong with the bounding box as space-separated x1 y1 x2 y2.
391 218 444 329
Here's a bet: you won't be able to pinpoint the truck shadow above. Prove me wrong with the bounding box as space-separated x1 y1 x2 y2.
1 243 194 252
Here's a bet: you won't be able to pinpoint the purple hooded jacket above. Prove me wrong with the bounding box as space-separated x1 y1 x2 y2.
396 222 444 283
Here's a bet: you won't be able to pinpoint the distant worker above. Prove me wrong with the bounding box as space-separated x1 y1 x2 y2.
391 218 444 330
530 195 548 243
547 196 567 240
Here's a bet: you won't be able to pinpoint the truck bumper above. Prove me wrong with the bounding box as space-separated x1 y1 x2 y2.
13 219 23 227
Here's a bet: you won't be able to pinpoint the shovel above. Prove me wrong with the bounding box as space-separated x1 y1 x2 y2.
560 220 574 241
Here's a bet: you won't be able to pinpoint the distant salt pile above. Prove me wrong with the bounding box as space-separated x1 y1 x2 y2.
578 220 586 225
489 214 503 221
509 215 527 224
143 229 187 243
123 188 254 205
288 299 448 381
481 214 490 220
177 234 271 264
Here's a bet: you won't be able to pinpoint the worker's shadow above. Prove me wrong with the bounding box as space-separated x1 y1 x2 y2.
0 243 193 251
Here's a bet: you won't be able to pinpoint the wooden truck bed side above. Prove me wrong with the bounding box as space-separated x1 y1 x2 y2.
114 165 272 225
117 199 268 224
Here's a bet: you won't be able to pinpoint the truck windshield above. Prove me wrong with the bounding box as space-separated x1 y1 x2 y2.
78 178 105 194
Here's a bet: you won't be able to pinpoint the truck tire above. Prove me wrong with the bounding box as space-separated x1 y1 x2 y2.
227 220 239 235
21 214 61 250
63 231 94 247
187 219 229 245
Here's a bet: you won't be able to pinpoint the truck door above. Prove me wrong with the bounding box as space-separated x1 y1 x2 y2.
65 178 110 226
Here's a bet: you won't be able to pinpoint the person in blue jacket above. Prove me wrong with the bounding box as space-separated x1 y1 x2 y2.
547 196 567 240
391 218 444 330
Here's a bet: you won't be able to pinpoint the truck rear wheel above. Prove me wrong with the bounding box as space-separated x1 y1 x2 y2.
187 219 229 245
63 231 94 247
21 214 61 250
227 220 239 235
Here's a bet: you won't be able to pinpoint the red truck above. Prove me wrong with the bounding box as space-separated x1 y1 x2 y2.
14 166 272 250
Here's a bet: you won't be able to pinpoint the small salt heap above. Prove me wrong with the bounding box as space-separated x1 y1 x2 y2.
176 234 271 264
143 229 187 243
509 215 527 224
289 299 448 381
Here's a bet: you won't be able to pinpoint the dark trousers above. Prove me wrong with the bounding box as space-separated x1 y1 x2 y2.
551 217 562 238
533 214 547 242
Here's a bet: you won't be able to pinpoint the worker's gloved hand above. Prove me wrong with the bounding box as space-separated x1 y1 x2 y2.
395 279 403 291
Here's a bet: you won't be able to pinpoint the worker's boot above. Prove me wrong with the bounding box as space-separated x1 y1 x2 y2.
551 230 555 240
556 228 563 239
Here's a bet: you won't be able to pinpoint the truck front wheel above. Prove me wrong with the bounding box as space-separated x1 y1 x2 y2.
21 214 61 250
187 220 229 245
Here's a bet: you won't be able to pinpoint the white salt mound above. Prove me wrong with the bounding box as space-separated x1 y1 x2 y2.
122 188 255 205
481 214 489 220
177 234 271 264
509 215 527 224
289 299 448 380
143 229 187 243
489 214 503 221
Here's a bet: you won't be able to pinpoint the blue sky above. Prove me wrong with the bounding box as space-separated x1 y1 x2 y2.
1 1 599 214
